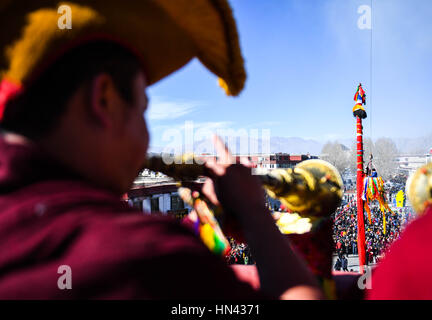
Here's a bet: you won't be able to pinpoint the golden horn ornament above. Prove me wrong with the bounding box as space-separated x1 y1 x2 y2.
406 162 432 215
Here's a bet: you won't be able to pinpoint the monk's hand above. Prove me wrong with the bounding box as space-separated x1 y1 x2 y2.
202 135 267 219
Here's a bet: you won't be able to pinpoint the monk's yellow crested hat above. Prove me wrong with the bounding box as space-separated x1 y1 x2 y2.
0 0 246 99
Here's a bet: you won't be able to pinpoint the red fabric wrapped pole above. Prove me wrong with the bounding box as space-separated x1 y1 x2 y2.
356 116 366 272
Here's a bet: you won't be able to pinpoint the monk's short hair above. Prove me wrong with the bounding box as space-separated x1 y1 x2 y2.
1 41 142 140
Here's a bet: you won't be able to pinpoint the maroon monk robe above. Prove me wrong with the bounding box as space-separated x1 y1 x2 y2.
367 205 432 300
0 136 266 299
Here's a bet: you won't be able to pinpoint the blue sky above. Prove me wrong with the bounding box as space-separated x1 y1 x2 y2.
146 0 432 151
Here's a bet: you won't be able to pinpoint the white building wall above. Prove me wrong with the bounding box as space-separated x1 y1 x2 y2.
397 155 429 174
163 193 171 213
142 198 151 214
156 193 171 214
158 196 164 214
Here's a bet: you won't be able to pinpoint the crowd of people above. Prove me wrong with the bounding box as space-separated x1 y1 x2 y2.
333 204 407 267
225 237 255 265
224 202 409 269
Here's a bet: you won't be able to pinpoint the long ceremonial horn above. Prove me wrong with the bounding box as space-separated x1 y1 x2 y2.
143 155 344 218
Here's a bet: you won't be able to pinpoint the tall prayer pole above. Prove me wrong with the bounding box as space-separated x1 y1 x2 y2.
356 116 366 272
353 84 367 273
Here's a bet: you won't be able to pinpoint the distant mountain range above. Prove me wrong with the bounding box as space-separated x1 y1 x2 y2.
149 132 432 156
336 135 432 155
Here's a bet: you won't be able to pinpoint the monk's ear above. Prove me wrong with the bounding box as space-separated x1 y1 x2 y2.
89 73 118 129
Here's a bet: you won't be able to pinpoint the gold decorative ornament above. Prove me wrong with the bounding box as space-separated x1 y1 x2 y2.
406 163 432 215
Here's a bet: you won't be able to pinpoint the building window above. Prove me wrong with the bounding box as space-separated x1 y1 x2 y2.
151 197 159 212
132 199 143 211
170 195 184 211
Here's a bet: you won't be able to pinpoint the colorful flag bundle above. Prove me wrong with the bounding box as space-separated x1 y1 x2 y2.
353 83 367 119
354 84 366 104
362 176 393 233
179 187 230 256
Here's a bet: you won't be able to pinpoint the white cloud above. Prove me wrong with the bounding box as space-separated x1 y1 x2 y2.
146 96 203 120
